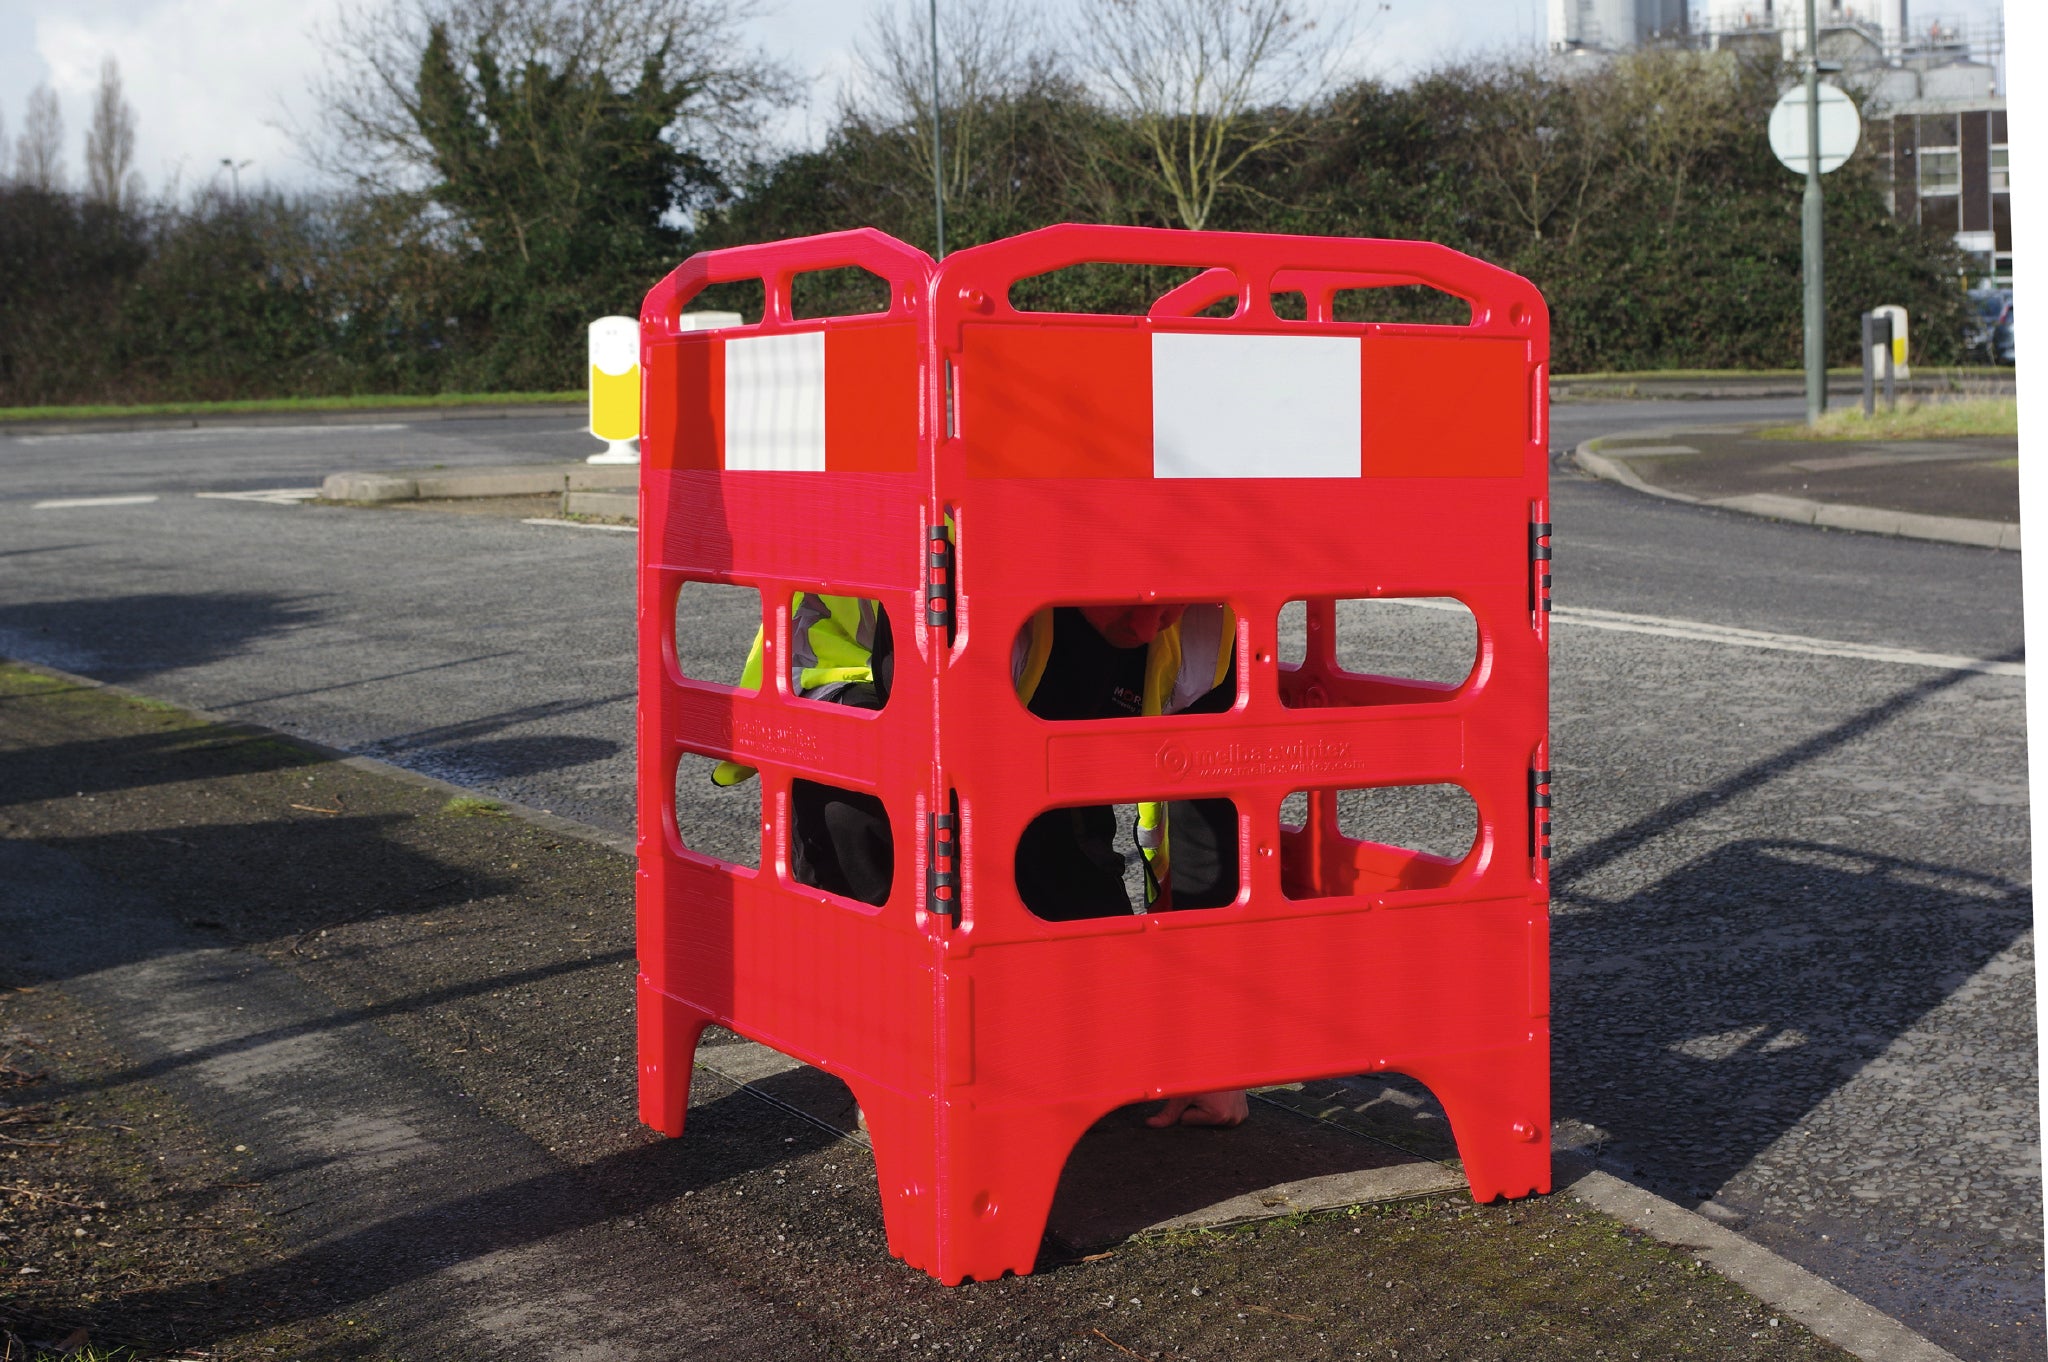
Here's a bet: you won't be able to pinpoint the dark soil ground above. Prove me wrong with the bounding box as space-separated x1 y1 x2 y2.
0 661 1854 1361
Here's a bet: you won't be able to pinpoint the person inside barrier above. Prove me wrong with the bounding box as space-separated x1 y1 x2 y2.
711 591 1248 1130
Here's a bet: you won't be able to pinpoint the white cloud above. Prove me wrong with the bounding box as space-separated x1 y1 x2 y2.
0 0 2009 194
30 0 341 195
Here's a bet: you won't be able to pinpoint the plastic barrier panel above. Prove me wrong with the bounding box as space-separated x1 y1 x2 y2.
637 225 1551 1285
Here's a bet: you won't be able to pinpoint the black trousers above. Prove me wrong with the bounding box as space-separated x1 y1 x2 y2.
792 784 1238 919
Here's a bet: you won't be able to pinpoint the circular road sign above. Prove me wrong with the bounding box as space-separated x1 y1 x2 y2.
1769 82 1861 175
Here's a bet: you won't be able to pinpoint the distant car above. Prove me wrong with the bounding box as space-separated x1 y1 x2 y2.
1966 288 2015 366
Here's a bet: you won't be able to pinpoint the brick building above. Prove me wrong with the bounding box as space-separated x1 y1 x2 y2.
1878 98 2010 282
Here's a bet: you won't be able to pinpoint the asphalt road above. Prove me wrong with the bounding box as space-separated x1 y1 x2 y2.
0 401 2035 1361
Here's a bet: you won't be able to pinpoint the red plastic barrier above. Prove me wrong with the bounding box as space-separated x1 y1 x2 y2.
636 225 1552 1285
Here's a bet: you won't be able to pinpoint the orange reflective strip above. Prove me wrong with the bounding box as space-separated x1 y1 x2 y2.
1362 335 1527 478
825 325 920 473
960 325 1151 478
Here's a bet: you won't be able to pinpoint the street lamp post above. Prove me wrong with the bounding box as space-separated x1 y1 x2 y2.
1802 0 1827 424
929 0 946 259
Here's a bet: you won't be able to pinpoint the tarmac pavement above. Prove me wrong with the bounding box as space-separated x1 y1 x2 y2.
0 661 1920 1361
0 400 2035 1359
1573 426 2019 551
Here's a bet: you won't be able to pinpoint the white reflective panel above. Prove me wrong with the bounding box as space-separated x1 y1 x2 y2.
725 331 827 471
1151 332 1361 479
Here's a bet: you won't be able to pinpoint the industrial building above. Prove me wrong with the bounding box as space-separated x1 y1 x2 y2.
1549 2 2010 284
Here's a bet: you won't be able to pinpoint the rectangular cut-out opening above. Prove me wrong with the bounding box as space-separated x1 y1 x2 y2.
1279 784 1476 899
1012 603 1235 720
790 778 893 906
1017 798 1240 921
674 581 763 689
691 277 766 325
1277 597 1477 706
785 592 892 709
675 749 761 870
1007 262 1210 316
791 266 892 319
1332 285 1472 327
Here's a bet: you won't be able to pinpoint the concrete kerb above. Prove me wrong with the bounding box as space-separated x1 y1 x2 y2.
4 656 632 858
1573 435 2021 552
1556 1159 1964 1362
0 653 1969 1362
321 462 639 504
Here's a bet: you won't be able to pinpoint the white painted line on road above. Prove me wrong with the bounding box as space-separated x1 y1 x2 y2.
521 517 636 534
32 494 159 510
1553 604 2023 677
194 488 323 504
1385 597 2022 677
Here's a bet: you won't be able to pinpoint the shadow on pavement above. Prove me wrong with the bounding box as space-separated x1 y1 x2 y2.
0 726 322 807
1551 649 2030 1194
52 1091 830 1344
1554 837 2028 1196
0 591 323 681
419 733 621 779
35 948 633 1106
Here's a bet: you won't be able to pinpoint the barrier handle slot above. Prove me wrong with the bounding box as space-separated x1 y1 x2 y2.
934 223 1546 335
643 227 936 335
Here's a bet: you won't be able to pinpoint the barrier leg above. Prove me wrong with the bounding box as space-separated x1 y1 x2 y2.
1405 1039 1552 1202
637 973 712 1137
847 1085 1095 1284
932 1099 1100 1284
845 1079 942 1275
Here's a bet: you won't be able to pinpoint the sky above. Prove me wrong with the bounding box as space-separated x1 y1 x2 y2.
0 0 2010 200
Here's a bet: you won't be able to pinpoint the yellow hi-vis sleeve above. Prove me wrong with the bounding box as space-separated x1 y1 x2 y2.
710 625 766 786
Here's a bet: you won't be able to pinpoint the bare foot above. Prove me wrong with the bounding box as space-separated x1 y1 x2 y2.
1145 1089 1249 1128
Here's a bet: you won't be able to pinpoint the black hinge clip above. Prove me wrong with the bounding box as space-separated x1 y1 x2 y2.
925 524 955 637
1530 519 1554 615
927 798 960 925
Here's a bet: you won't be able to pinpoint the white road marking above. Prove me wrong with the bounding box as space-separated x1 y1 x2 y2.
521 517 636 534
1552 604 2023 677
1383 596 2022 677
195 488 324 504
33 494 160 509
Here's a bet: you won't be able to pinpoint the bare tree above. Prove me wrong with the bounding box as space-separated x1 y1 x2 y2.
0 109 11 184
304 0 793 194
1454 50 1752 246
848 0 1061 214
16 84 65 192
85 58 139 208
1077 0 1351 230
1453 62 1605 245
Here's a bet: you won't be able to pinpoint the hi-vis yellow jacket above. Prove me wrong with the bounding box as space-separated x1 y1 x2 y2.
711 596 1236 901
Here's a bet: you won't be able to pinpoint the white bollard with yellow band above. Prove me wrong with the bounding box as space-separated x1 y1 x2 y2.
588 312 743 464
1871 304 1910 380
588 316 642 464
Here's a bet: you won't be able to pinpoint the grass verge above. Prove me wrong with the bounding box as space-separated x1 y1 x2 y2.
1554 366 2012 383
1757 395 2018 441
0 392 583 423
441 794 510 818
